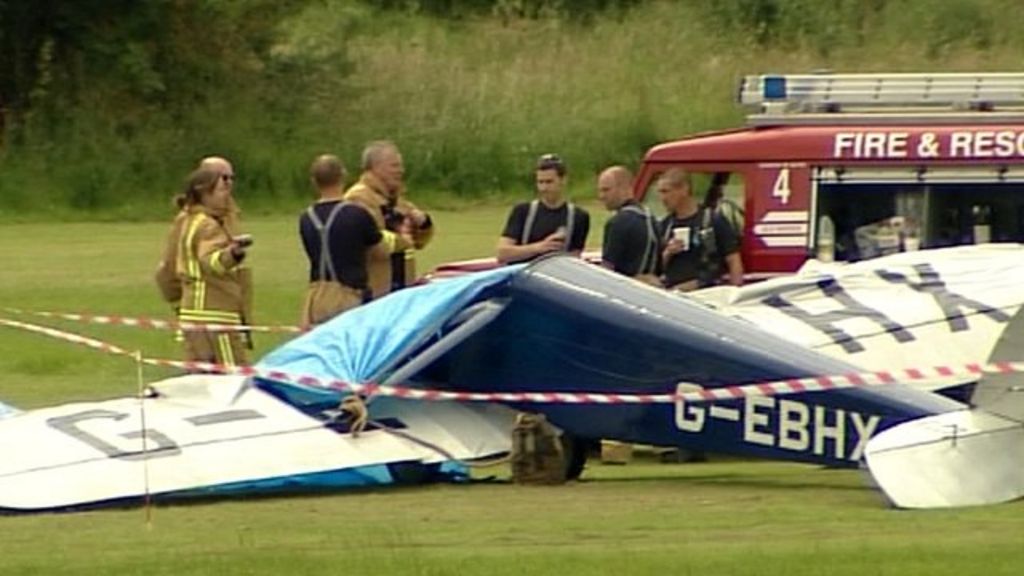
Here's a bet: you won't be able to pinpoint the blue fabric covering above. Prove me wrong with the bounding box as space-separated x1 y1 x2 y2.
250 269 518 494
257 265 520 388
174 464 396 498
171 461 470 500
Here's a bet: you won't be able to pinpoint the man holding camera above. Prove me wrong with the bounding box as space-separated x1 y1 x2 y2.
299 154 413 329
496 153 590 264
343 141 434 298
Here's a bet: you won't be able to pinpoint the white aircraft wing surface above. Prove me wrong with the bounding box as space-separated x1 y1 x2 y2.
690 245 1024 391
865 409 1024 508
0 374 514 512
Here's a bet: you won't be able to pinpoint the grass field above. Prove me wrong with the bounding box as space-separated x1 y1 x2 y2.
1 206 1023 575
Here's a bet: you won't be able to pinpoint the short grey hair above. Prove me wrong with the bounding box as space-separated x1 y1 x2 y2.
361 140 399 171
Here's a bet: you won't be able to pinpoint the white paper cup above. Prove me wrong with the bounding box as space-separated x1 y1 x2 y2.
673 227 690 251
903 237 921 252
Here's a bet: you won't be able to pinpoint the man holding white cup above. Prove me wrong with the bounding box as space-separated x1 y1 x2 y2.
657 168 743 291
671 225 691 251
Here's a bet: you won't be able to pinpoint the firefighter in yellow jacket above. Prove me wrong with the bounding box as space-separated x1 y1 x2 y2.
155 157 253 347
173 167 251 366
344 140 434 299
299 154 415 329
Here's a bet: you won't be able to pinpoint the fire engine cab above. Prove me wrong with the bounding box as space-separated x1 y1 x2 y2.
634 72 1024 278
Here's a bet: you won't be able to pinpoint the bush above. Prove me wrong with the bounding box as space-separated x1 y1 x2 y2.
3 0 1024 217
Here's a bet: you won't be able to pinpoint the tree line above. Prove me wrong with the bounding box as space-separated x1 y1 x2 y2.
0 0 640 136
0 0 1017 215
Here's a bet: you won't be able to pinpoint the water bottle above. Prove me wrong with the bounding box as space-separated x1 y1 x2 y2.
817 215 835 262
972 205 991 244
902 227 921 251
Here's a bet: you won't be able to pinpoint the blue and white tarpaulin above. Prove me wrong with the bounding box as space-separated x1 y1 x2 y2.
258 265 522 390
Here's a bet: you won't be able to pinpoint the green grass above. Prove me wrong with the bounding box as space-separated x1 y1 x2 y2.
1 459 1022 575
1 209 1023 575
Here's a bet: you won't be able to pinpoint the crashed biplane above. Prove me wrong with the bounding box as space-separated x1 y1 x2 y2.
1 245 1023 511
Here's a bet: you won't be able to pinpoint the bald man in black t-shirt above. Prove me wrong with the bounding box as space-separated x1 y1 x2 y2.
597 165 660 283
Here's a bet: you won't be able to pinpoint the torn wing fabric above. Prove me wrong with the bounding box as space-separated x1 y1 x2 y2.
0 374 514 512
688 245 1024 392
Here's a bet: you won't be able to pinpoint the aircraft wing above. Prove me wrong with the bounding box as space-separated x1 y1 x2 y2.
864 408 1024 508
688 245 1024 394
0 265 527 512
0 374 514 512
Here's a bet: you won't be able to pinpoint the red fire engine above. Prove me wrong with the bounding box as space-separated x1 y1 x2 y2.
634 72 1024 279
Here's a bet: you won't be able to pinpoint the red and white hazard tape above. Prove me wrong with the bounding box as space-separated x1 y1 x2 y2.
2 308 301 334
2 315 1021 405
0 317 142 358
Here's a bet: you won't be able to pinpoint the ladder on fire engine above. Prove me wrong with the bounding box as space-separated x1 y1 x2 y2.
739 72 1024 126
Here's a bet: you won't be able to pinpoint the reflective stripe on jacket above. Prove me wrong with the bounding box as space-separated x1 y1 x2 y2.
176 208 245 324
344 173 425 298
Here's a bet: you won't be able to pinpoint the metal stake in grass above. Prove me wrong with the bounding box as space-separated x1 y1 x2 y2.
135 350 154 529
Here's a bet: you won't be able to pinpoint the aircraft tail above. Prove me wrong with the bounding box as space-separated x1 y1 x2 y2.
971 306 1024 421
864 408 1024 508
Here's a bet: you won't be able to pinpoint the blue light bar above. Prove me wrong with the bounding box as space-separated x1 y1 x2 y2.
763 75 787 100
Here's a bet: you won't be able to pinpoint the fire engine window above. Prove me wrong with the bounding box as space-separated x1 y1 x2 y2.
641 175 668 218
704 173 746 234
642 170 746 232
816 176 1024 261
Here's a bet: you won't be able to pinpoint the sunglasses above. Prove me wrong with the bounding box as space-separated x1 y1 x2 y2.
536 153 565 172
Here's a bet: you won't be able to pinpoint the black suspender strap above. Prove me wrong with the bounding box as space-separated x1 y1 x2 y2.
522 200 576 251
622 204 659 275
564 202 576 251
520 200 539 245
306 202 346 281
